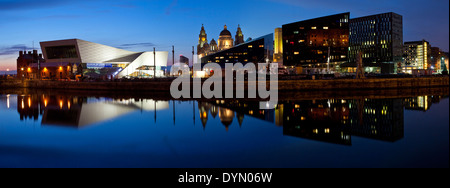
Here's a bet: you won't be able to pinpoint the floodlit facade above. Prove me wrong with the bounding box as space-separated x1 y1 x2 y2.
402 40 431 73
197 24 245 60
273 28 283 64
39 39 168 79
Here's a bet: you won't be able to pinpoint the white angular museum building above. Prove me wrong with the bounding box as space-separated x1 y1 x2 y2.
39 39 168 78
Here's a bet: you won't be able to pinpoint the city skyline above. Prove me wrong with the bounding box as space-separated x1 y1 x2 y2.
0 0 448 71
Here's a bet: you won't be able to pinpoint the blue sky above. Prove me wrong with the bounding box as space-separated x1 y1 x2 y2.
0 0 448 71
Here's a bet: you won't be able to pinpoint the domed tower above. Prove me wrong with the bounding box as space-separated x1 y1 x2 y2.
210 38 218 53
219 107 235 131
198 102 210 129
235 24 244 45
218 25 234 51
210 105 218 118
197 24 209 56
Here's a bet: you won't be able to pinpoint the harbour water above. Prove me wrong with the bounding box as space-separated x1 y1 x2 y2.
0 89 448 168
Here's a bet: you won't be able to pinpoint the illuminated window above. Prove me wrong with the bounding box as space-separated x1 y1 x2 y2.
299 40 305 43
220 56 224 59
248 45 253 48
311 27 317 29
323 26 328 30
294 52 299 55
300 27 304 30
259 45 264 48
294 31 299 34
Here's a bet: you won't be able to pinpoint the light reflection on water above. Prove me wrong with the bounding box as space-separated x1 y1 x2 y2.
0 91 448 168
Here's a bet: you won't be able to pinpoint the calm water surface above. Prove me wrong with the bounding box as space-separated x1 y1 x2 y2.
0 90 448 168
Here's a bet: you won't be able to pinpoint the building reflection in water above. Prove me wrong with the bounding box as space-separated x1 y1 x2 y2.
16 94 168 128
199 100 275 131
196 96 449 145
7 93 447 145
403 95 444 112
281 98 405 144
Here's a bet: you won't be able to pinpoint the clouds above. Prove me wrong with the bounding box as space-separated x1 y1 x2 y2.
0 0 138 12
0 0 75 11
165 0 178 15
0 45 33 56
118 42 156 49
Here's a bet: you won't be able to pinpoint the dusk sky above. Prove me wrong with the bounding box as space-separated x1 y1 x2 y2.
0 0 448 71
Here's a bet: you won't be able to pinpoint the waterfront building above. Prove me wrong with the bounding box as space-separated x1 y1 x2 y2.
346 12 403 74
34 39 168 79
210 39 218 54
200 33 273 69
16 50 45 79
430 47 449 73
218 25 234 51
273 28 283 64
197 24 210 58
402 40 431 73
282 13 350 74
235 25 245 46
197 24 244 60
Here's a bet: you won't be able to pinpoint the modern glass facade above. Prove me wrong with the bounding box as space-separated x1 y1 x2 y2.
45 45 78 59
200 34 273 66
403 40 431 72
348 12 403 74
39 39 168 79
282 13 349 69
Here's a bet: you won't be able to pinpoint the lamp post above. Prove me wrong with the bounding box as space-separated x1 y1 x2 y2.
154 47 156 79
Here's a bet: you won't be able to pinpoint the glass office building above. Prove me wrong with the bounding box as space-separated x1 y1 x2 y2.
200 34 273 67
347 12 403 74
282 13 349 71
